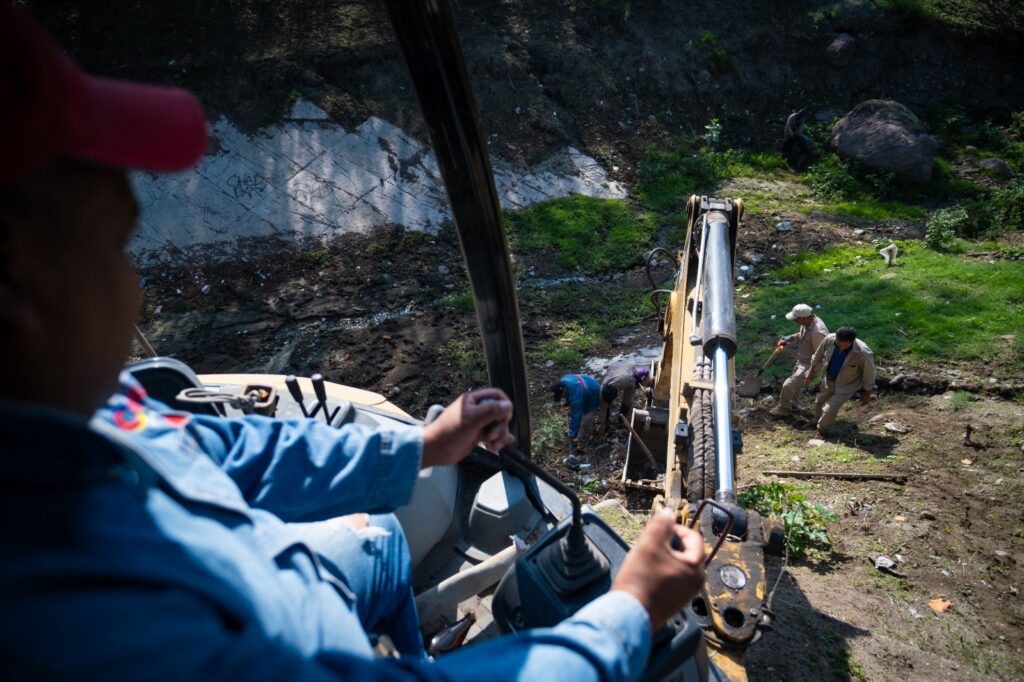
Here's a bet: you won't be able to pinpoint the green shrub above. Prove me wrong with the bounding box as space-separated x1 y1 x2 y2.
990 182 1024 232
739 483 837 558
806 156 862 202
925 206 970 250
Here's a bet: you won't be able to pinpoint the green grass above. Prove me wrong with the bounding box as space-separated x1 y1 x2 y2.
535 321 604 367
736 241 1024 370
523 282 654 367
299 248 331 266
950 390 980 411
504 196 658 273
439 337 486 388
871 0 1024 35
815 200 927 221
637 142 788 211
436 289 475 312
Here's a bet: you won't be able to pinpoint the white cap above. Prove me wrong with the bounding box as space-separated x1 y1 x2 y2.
785 303 814 320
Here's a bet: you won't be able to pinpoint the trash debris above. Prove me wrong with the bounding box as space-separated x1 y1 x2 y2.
808 438 825 446
201 284 210 295
960 458 973 465
919 511 937 520
884 421 910 434
871 554 907 578
928 598 951 613
774 221 792 232
908 606 924 619
879 243 899 266
894 514 907 521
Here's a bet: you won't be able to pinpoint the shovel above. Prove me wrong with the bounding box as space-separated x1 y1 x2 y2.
737 345 784 398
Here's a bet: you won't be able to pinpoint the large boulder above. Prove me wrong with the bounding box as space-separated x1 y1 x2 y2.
831 100 938 183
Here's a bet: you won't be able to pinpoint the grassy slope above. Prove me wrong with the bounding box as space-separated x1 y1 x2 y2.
735 242 1024 374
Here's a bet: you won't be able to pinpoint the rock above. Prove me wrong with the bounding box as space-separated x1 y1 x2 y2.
994 550 1014 564
825 33 856 67
889 373 907 388
808 438 826 447
438 265 450 275
775 221 792 232
831 100 939 182
919 511 937 520
544 359 555 368
874 555 896 569
979 157 1013 179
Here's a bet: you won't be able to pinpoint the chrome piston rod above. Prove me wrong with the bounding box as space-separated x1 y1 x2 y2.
712 343 735 501
700 214 738 502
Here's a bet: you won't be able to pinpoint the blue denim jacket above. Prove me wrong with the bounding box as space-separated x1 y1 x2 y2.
560 374 602 438
0 375 651 680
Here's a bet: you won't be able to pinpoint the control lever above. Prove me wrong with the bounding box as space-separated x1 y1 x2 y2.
309 373 341 423
284 375 309 417
500 445 609 594
428 613 476 657
671 499 734 567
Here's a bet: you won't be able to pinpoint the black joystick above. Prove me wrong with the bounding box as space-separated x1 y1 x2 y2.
284 375 309 417
309 373 340 423
501 447 609 595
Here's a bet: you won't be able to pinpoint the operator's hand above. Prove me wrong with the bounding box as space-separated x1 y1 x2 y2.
860 389 873 407
612 510 705 631
422 388 515 468
804 368 814 383
776 338 788 350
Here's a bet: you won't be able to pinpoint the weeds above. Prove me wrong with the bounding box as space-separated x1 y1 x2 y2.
300 248 331 266
440 337 486 389
950 390 980 411
532 407 568 465
536 320 603 367
739 483 837 558
689 31 733 73
436 289 475 312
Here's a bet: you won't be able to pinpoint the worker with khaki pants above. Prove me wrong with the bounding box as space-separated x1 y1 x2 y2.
805 326 876 435
770 303 828 416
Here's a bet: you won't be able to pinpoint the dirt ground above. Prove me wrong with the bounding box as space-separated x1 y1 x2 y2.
136 211 1024 681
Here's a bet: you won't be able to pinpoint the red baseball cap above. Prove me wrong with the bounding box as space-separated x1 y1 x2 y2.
0 4 207 184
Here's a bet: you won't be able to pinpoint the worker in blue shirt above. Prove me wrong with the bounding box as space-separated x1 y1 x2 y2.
805 326 876 436
0 6 705 681
550 374 602 466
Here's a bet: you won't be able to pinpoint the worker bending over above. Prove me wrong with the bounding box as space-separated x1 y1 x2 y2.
771 304 828 417
599 362 653 433
550 374 601 467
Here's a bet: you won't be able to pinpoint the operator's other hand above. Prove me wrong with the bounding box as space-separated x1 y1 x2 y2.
804 369 813 383
612 510 705 631
422 388 515 468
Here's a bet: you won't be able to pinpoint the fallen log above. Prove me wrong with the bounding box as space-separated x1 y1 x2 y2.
763 470 907 483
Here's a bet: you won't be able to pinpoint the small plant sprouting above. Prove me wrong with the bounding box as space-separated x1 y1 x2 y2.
739 482 837 558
